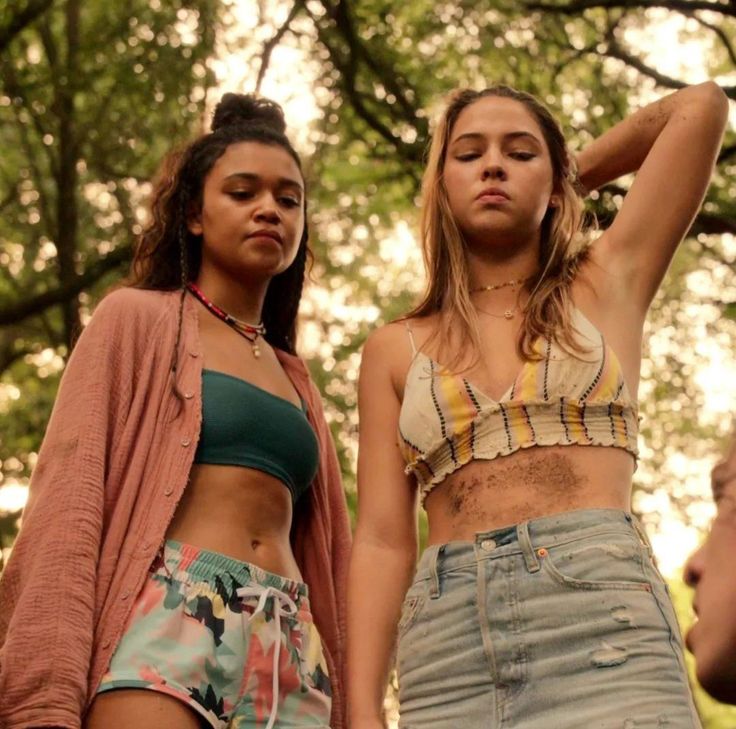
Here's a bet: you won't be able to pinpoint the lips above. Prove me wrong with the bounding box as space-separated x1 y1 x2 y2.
685 622 696 652
475 187 511 200
248 229 283 244
476 187 510 204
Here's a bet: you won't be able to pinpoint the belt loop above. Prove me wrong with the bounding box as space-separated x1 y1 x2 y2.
629 513 652 555
517 521 540 573
429 545 444 599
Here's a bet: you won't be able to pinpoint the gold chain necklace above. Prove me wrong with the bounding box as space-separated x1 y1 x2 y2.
470 276 530 319
469 276 530 294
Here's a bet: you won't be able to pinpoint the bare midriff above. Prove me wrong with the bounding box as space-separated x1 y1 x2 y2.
424 444 634 544
165 463 303 580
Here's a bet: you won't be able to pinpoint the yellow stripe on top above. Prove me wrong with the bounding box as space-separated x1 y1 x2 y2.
397 308 639 505
434 365 481 465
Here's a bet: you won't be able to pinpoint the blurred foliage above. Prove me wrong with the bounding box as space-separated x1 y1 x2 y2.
0 0 220 489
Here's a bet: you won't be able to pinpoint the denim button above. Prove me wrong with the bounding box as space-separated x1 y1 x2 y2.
480 538 497 552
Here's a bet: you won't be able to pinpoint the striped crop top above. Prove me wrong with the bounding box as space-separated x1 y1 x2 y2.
398 308 639 505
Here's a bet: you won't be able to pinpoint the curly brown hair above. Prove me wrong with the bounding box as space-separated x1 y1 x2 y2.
129 94 310 355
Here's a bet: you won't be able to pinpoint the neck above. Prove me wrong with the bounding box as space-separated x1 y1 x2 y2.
466 244 539 291
194 267 268 323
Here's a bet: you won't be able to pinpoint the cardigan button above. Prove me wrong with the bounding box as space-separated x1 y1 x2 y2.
189 351 200 358
184 392 194 399
121 590 130 600
181 438 191 447
164 486 174 496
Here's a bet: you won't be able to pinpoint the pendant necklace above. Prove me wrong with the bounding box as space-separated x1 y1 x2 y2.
470 276 530 320
187 283 266 359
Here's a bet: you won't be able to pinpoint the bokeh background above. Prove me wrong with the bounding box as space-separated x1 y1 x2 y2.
0 0 734 724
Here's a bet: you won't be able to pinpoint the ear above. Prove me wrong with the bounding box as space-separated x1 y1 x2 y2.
186 203 203 236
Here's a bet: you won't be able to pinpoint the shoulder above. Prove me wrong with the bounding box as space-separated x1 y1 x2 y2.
91 287 181 332
72 288 182 363
362 320 413 364
94 286 180 318
361 320 419 397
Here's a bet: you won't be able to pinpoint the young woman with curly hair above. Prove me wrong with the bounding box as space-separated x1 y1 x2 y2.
0 94 350 729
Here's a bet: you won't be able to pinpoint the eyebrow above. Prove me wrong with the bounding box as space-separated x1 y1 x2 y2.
450 131 543 146
223 172 304 191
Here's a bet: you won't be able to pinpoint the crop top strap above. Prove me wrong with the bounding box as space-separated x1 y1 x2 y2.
404 321 418 356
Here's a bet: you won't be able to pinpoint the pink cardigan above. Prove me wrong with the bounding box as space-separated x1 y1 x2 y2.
0 288 351 729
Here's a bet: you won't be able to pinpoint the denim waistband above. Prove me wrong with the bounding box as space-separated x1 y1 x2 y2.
414 508 651 588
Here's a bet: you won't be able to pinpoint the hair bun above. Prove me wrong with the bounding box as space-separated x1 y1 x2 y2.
212 93 287 134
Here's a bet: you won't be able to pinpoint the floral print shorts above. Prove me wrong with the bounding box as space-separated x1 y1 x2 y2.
96 540 331 728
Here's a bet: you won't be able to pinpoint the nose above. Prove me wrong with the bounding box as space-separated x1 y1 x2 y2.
253 195 281 224
683 544 705 587
481 151 507 181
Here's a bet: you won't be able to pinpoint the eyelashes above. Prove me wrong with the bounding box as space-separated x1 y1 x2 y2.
453 151 537 162
228 190 302 207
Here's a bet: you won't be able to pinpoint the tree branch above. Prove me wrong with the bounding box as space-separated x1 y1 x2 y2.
304 2 424 163
255 1 303 93
596 183 736 236
718 143 736 164
687 11 736 67
605 39 688 88
524 0 736 18
601 38 736 98
0 0 55 54
327 0 423 129
0 245 131 327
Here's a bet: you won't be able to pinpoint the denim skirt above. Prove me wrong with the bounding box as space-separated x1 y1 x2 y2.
397 509 701 729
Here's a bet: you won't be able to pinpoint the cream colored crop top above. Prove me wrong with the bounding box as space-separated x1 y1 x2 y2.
398 308 639 505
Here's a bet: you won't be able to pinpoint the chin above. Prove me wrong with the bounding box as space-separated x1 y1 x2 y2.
698 670 736 705
696 653 736 704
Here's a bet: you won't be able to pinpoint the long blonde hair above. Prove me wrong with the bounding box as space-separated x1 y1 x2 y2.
408 86 592 365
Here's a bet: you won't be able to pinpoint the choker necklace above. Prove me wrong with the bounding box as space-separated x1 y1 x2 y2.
187 283 266 359
469 276 530 295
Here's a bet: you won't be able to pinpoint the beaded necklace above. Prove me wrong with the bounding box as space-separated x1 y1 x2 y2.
187 282 266 359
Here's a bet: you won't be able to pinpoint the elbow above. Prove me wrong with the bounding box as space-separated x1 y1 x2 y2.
692 81 730 123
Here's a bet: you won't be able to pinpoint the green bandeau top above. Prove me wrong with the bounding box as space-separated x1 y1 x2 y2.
193 369 319 502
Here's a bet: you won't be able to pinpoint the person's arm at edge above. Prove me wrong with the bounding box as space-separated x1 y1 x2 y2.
348 324 419 728
0 292 136 729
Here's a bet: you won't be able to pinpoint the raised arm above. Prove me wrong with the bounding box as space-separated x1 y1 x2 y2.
577 81 729 311
348 325 419 729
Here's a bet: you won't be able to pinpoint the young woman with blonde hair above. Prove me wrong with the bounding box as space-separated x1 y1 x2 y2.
349 82 729 728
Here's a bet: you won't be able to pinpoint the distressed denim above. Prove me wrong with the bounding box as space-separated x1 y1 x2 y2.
397 509 701 729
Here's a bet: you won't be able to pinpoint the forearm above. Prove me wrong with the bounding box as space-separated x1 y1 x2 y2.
347 536 417 724
577 81 727 193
